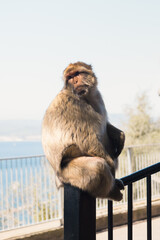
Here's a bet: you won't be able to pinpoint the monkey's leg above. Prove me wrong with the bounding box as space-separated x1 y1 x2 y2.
59 156 122 200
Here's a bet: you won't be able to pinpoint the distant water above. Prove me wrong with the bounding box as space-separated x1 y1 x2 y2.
0 141 44 158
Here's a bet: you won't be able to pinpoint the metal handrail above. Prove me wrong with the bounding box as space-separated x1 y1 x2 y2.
121 162 160 185
108 162 160 240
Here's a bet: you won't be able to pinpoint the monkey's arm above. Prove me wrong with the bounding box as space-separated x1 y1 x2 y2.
107 123 125 158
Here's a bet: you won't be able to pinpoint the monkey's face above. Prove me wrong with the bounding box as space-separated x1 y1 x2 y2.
66 71 91 96
63 62 97 97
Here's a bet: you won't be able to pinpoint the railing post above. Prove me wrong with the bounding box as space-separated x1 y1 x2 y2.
108 200 113 240
128 183 133 240
64 184 96 240
127 147 132 174
147 175 152 240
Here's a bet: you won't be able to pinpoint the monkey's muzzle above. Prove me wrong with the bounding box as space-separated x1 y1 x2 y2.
74 85 88 96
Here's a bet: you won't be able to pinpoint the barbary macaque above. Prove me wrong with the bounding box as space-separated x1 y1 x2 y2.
42 62 125 200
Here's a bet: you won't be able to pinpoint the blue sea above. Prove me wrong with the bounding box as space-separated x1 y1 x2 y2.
0 141 44 158
0 142 54 229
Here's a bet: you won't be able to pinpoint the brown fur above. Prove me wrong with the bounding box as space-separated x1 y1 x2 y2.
42 62 125 200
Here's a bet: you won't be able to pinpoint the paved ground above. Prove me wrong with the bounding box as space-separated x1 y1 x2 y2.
97 216 160 240
1 216 159 239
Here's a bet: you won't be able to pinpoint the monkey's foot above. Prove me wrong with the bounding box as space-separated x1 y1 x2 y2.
108 179 124 201
115 179 124 190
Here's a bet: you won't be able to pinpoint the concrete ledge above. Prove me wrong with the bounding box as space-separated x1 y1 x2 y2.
17 227 63 240
1 199 160 240
96 198 160 231
0 221 64 240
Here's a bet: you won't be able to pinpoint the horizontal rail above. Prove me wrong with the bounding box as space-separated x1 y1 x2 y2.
0 154 44 161
121 162 160 186
125 143 160 148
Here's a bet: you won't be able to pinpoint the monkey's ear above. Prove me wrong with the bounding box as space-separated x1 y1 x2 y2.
63 73 70 84
92 76 96 84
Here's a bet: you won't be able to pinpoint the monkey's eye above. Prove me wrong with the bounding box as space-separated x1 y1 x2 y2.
80 71 88 76
66 71 80 82
74 71 80 77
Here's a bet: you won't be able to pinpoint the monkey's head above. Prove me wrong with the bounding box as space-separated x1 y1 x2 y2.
63 62 97 97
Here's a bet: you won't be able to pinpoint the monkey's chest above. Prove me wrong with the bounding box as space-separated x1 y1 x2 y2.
64 101 105 140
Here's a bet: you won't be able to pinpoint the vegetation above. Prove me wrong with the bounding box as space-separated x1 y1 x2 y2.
124 92 160 146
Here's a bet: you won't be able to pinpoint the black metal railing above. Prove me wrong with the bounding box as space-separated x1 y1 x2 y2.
64 162 160 240
108 162 160 240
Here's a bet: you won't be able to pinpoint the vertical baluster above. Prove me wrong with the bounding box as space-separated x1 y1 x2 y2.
30 157 34 223
25 157 29 225
128 183 133 240
147 175 152 240
15 158 20 227
20 158 24 226
0 160 4 230
34 157 38 223
44 158 48 220
108 200 113 240
10 159 14 228
5 160 9 229
39 157 44 222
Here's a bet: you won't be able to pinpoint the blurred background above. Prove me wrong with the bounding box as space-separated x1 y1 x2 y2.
0 2 160 237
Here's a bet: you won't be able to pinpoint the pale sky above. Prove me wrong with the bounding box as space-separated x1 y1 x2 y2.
0 0 160 121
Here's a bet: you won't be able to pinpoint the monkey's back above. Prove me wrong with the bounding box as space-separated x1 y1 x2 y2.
42 89 107 173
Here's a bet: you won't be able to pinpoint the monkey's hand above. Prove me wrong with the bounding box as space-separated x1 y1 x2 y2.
114 131 125 158
108 179 124 201
107 123 125 158
55 175 63 189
